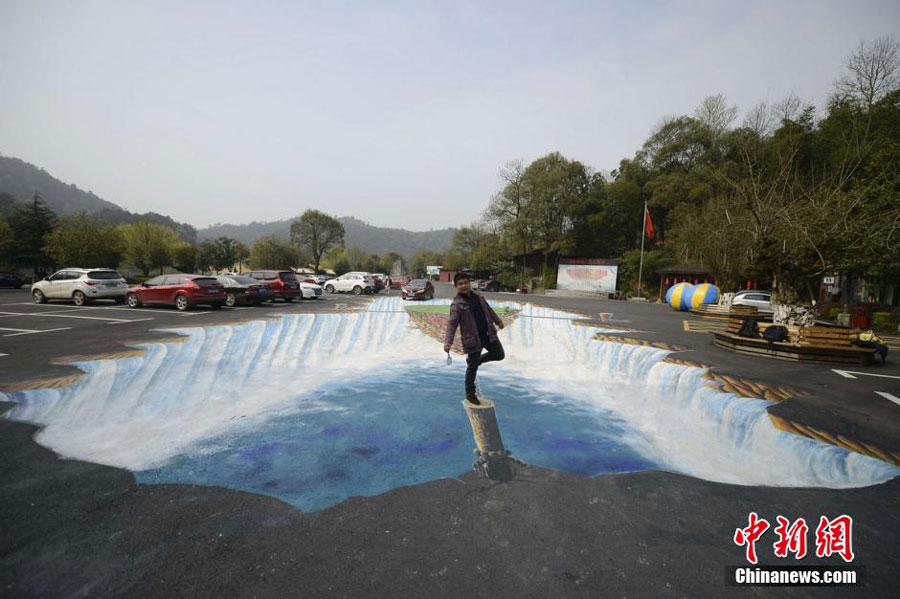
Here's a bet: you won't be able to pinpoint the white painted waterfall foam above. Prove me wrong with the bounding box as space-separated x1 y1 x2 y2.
3 296 898 487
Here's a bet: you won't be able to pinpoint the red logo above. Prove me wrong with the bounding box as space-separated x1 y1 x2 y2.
734 513 854 564
734 512 770 564
815 515 855 563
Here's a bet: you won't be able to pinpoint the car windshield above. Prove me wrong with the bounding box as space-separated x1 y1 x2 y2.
228 276 257 285
279 271 297 281
87 271 123 280
193 277 219 286
408 279 426 286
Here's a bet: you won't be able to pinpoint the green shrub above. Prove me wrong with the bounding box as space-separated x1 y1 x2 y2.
826 307 842 320
495 270 523 291
127 275 150 285
871 311 897 332
542 267 557 290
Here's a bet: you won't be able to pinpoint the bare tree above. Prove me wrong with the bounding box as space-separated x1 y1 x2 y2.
694 93 738 136
742 101 774 136
834 36 900 109
773 93 804 123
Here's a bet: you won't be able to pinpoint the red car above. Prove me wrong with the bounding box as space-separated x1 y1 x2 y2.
126 274 226 311
245 270 303 302
402 279 434 300
391 275 410 289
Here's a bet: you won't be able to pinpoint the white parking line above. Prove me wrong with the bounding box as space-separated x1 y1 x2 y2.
3 303 211 317
107 318 155 325
0 311 136 323
875 391 900 406
0 326 72 337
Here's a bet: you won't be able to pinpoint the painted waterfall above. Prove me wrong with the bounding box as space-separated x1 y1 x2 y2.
3 297 898 512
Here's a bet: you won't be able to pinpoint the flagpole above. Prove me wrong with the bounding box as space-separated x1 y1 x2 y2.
637 201 646 297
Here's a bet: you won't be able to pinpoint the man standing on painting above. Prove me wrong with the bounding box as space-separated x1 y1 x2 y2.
444 272 505 404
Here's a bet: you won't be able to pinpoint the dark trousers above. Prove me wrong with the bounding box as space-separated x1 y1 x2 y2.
856 340 888 363
465 339 505 398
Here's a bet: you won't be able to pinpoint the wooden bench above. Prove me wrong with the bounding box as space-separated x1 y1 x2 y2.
715 311 876 364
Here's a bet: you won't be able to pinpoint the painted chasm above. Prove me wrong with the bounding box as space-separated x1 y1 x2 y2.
3 297 897 512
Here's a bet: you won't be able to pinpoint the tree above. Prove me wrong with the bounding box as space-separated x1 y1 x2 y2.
43 212 126 268
234 241 250 273
172 243 198 273
7 194 56 272
0 217 13 265
521 152 591 274
120 221 182 276
409 250 444 278
248 235 302 270
485 160 534 285
834 36 899 109
290 210 345 273
694 93 739 138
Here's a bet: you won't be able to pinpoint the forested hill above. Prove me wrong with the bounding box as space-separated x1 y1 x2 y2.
0 155 125 216
0 154 198 242
198 216 456 257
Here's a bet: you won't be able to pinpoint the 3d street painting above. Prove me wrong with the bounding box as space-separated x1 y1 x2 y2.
2 296 898 512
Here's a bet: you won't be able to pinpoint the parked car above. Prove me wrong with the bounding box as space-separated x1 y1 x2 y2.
402 279 435 300
299 280 323 299
245 270 303 302
0 273 23 289
313 274 329 284
732 290 773 313
214 275 274 306
480 280 503 292
126 274 226 311
31 268 128 305
391 275 410 289
323 273 375 295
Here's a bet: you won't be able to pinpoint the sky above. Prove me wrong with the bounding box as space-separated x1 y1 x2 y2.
1 1 898 231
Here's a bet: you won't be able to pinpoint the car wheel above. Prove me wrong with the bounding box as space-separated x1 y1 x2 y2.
225 293 237 307
325 284 335 293
353 285 362 295
126 293 141 308
285 297 293 303
175 294 190 311
252 300 262 306
73 290 87 306
32 289 47 304
114 297 126 304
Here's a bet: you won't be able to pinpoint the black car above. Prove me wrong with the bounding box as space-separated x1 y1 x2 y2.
214 275 274 306
0 273 22 289
480 280 503 292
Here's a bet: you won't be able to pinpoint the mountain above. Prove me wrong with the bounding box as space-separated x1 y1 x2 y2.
0 154 455 255
0 155 126 216
0 154 197 243
198 216 456 257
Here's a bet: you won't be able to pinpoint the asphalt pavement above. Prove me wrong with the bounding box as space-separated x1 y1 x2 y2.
1 283 898 598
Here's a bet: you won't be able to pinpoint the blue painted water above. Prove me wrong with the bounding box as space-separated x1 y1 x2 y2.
4 297 898 512
137 364 656 512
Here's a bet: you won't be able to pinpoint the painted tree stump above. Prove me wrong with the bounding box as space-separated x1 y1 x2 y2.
462 398 514 481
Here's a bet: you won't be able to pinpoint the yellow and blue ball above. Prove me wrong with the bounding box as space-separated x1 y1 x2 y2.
665 282 694 311
689 283 719 310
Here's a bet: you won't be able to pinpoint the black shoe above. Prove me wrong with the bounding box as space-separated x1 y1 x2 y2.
466 396 481 405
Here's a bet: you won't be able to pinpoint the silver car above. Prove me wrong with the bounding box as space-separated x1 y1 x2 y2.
32 268 128 306
731 290 773 313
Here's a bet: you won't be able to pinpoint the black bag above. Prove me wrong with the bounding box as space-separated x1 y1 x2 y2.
737 317 759 338
762 325 788 343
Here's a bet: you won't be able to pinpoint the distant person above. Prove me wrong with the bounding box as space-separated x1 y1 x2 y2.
385 276 391 295
855 330 888 364
444 272 505 404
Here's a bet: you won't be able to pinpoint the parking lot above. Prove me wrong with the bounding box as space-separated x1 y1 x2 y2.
0 288 376 386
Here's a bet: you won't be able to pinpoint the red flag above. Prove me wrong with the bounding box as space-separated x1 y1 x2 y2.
644 206 655 239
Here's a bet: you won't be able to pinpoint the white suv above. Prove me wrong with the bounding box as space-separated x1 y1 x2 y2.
323 273 375 295
32 268 128 305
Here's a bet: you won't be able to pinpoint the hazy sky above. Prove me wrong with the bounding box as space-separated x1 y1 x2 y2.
1 1 898 231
